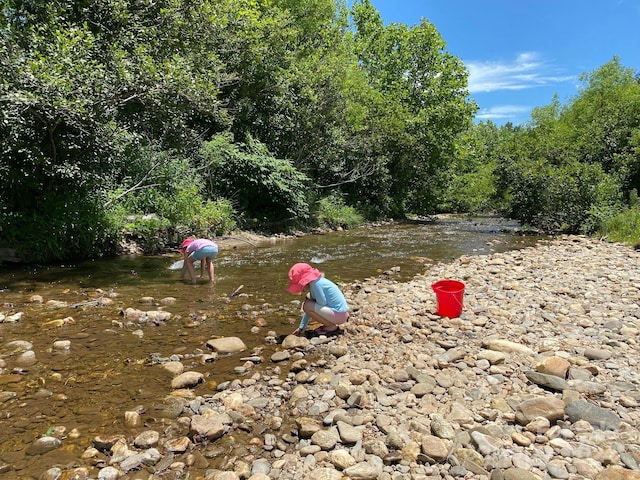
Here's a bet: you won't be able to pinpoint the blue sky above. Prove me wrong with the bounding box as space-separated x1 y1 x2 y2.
366 0 640 126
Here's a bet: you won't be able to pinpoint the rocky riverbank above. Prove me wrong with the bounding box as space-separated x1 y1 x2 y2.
31 236 640 479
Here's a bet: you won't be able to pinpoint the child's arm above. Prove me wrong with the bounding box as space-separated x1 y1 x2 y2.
180 254 188 279
293 312 310 335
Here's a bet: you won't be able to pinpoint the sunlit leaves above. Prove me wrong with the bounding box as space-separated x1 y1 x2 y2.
200 133 310 222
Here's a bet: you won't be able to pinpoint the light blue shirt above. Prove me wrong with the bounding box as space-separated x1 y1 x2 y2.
299 277 349 329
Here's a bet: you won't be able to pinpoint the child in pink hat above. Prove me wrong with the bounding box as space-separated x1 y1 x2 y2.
180 237 218 284
287 262 349 336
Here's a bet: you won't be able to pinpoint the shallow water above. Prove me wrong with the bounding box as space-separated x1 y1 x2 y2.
0 217 544 477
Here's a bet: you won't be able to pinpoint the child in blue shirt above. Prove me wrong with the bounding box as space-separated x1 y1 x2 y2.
287 262 349 336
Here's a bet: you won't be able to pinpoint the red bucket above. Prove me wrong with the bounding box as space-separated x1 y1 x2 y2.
431 280 465 318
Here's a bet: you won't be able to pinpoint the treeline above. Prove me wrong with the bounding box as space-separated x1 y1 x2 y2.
447 57 640 245
1 1 639 264
1 0 475 262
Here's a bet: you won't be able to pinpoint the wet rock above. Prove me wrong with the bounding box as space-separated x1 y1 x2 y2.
270 350 290 362
190 414 229 440
4 340 32 352
15 350 37 366
124 410 143 427
150 397 187 419
40 468 62 480
121 307 171 322
170 371 204 389
133 430 160 448
93 435 126 452
26 436 61 455
165 436 191 452
282 334 310 349
162 360 185 375
206 337 247 354
52 340 71 351
45 300 68 308
97 466 120 480
119 447 161 472
1 312 23 323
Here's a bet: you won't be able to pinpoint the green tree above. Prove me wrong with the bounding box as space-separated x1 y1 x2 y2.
563 57 640 189
441 121 507 213
492 58 637 233
349 0 477 214
199 133 311 227
0 0 234 260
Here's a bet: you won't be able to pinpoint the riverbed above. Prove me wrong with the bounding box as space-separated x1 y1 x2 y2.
0 217 543 478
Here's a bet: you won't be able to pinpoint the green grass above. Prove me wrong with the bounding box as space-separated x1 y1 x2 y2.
598 207 640 246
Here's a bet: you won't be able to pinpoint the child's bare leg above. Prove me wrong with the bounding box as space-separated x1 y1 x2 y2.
206 258 214 283
303 300 336 329
186 258 197 284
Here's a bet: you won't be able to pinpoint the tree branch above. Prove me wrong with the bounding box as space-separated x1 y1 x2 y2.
317 162 378 189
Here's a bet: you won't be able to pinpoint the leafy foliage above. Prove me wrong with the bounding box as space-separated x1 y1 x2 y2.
315 194 365 229
483 58 639 235
598 196 640 246
2 193 121 263
500 159 621 233
349 0 477 214
5 0 638 262
199 133 311 225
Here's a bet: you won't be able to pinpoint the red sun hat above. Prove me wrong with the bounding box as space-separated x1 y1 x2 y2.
180 238 195 253
287 263 321 294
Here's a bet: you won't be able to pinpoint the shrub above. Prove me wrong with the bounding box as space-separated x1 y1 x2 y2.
123 214 172 254
503 159 622 233
190 198 237 237
199 133 311 224
598 207 640 245
2 193 121 263
597 190 640 245
109 192 237 252
316 194 365 229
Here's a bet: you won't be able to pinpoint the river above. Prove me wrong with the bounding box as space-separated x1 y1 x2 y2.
0 216 545 478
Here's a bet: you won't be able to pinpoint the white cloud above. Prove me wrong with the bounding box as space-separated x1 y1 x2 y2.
466 52 575 94
475 105 531 122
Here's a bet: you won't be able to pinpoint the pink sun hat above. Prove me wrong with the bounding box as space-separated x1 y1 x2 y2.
287 263 321 294
180 238 195 254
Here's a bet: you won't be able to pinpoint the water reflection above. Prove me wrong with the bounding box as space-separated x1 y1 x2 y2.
0 217 544 477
